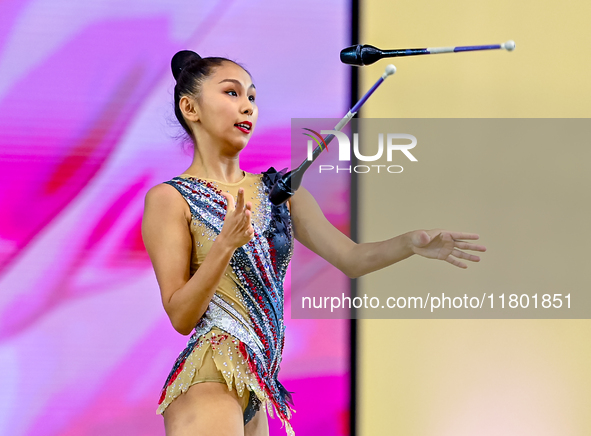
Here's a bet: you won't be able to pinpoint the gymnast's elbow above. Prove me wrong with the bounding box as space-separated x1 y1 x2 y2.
343 266 364 280
339 259 366 279
171 319 195 336
167 310 200 336
338 247 370 279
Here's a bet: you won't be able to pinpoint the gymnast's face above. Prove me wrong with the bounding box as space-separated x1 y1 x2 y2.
189 61 257 152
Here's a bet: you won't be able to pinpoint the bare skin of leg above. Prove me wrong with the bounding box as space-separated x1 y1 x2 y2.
244 404 269 436
163 381 269 436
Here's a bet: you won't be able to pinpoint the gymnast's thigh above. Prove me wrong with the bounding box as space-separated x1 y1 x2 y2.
163 381 245 436
244 406 269 436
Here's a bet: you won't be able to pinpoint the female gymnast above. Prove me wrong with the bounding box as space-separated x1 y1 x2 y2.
141 50 487 436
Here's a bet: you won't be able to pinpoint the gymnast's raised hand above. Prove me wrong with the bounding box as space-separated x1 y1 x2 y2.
218 188 255 249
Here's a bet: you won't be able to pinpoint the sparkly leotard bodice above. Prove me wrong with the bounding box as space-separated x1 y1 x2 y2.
155 167 295 435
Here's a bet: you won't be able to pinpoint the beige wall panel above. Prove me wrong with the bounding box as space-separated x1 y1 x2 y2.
358 0 591 434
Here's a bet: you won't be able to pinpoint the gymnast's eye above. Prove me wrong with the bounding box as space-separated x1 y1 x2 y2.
226 90 238 97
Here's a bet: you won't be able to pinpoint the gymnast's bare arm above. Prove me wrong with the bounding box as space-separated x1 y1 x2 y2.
288 186 486 279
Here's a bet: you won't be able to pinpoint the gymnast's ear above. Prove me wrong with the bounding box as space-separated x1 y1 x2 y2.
179 95 200 122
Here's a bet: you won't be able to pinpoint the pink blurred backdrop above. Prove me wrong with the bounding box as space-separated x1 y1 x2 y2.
0 1 352 434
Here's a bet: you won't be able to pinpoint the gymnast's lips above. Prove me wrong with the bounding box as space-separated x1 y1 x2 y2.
234 121 252 133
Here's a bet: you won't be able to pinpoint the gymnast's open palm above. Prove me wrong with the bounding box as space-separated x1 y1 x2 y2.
410 229 487 269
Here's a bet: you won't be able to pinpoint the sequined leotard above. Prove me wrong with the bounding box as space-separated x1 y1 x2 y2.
156 167 295 435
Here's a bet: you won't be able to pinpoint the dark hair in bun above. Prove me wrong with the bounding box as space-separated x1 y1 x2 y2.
171 50 250 143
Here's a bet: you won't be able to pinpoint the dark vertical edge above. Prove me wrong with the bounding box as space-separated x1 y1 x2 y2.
349 0 360 435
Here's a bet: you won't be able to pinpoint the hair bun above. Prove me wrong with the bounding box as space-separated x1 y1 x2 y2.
171 50 202 81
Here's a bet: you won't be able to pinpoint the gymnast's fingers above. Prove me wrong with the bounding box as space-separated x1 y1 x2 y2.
445 255 467 269
451 249 480 262
449 231 480 240
220 191 235 211
235 188 245 211
453 241 487 252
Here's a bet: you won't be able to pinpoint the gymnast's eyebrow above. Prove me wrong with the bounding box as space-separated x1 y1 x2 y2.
218 79 256 90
